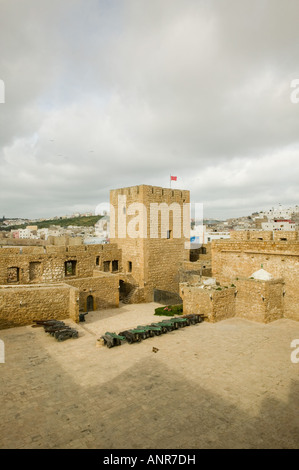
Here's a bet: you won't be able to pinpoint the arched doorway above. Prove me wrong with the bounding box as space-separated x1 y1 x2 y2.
87 295 94 311
119 280 135 302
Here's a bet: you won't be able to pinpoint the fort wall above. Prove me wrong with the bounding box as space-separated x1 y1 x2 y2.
211 238 299 321
0 283 79 329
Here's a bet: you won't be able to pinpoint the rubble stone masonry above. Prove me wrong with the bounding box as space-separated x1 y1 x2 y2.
212 236 299 321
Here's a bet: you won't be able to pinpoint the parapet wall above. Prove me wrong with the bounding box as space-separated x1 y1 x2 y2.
0 283 79 329
180 283 236 322
0 244 122 285
211 238 299 321
230 230 298 242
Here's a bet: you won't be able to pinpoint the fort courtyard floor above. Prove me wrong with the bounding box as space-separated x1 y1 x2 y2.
0 302 299 449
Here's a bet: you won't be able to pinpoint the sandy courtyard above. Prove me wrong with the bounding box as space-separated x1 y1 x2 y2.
0 302 299 449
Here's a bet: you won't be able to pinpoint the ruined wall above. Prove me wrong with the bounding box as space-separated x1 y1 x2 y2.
180 283 235 322
212 238 299 321
0 284 79 329
64 273 119 311
188 244 212 262
182 261 212 277
0 244 122 285
0 235 84 246
235 278 284 323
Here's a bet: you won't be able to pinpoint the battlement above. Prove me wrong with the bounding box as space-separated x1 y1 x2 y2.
229 230 298 242
110 184 189 202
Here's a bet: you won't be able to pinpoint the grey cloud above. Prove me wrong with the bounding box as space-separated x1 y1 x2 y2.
0 0 298 219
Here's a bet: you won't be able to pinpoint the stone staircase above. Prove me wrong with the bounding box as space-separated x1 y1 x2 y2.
122 286 139 304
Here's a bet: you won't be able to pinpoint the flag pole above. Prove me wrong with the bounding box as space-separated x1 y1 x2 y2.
170 174 171 188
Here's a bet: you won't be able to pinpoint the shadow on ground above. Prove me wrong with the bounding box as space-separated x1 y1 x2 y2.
1 341 298 449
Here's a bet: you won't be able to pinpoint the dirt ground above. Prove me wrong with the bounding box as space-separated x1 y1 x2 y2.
0 302 299 449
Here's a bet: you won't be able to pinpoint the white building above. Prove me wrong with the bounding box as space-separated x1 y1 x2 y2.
262 220 296 231
190 225 230 245
261 204 299 220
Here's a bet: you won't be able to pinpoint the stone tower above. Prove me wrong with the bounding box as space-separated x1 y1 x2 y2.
110 184 190 302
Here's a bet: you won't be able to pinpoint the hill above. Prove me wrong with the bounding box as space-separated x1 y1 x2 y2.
1 215 102 231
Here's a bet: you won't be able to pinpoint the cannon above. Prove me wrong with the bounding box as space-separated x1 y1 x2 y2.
119 329 143 344
44 324 73 335
160 318 180 330
182 314 203 324
55 328 79 341
79 312 88 322
32 320 65 327
101 332 125 348
129 328 149 340
167 317 189 328
151 321 174 333
137 325 163 337
33 319 78 341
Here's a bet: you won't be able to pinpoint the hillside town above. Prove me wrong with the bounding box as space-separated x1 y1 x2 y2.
1 203 298 247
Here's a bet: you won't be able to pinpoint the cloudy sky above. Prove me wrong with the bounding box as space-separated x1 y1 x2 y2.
0 0 299 220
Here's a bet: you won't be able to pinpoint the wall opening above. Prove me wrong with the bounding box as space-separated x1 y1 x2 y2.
7 267 20 283
103 261 110 272
112 260 119 272
65 260 77 276
128 261 132 273
87 295 94 311
29 261 42 281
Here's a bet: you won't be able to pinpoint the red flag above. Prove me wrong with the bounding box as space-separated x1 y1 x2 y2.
171 176 177 181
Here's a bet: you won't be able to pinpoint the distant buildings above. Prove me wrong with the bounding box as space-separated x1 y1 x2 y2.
262 219 296 231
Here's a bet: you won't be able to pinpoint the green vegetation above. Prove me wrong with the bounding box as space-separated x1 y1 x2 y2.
154 304 183 316
1 215 102 231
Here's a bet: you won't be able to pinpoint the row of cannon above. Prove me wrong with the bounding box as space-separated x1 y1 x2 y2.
32 320 79 341
100 313 203 348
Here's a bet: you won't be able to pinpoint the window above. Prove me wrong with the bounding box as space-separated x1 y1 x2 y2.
112 260 119 272
128 261 132 273
103 261 110 272
7 267 19 283
167 230 172 239
96 256 100 266
65 260 77 276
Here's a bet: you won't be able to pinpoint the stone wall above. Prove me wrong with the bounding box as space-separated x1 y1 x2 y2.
0 235 83 246
230 230 298 242
180 283 236 322
211 238 299 321
235 278 284 323
0 283 79 329
64 273 119 311
0 244 122 285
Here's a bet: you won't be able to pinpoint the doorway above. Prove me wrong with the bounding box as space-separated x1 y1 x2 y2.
87 295 94 311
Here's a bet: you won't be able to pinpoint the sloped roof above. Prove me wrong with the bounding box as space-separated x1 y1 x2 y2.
251 268 273 281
